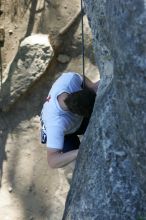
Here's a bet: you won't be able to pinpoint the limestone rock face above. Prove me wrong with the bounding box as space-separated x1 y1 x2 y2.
63 1 146 220
0 34 54 111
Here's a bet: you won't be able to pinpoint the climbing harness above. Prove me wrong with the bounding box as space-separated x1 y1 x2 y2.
81 0 85 88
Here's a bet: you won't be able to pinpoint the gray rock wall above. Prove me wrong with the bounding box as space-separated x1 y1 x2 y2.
63 1 146 219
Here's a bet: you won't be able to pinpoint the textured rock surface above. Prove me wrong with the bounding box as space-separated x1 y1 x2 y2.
0 34 54 111
63 1 146 220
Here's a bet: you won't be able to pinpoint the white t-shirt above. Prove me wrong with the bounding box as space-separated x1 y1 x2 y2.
41 72 83 150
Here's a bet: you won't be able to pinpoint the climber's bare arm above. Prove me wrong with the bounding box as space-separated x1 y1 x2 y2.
85 77 100 93
47 148 78 169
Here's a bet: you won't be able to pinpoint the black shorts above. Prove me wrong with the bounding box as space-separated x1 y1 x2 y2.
62 117 90 153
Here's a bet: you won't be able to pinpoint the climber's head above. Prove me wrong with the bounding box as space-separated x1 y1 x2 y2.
64 88 96 117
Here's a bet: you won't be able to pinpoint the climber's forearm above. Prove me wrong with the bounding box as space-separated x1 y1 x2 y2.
85 77 100 93
47 149 78 169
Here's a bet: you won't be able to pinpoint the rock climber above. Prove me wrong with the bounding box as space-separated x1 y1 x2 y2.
40 72 99 169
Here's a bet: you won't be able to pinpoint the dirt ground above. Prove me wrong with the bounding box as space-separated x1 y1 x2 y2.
0 0 99 219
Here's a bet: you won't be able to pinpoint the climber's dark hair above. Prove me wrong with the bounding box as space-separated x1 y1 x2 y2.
64 88 96 117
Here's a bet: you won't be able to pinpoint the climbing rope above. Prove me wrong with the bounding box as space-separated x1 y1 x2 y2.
0 27 4 94
81 0 85 88
0 0 5 95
